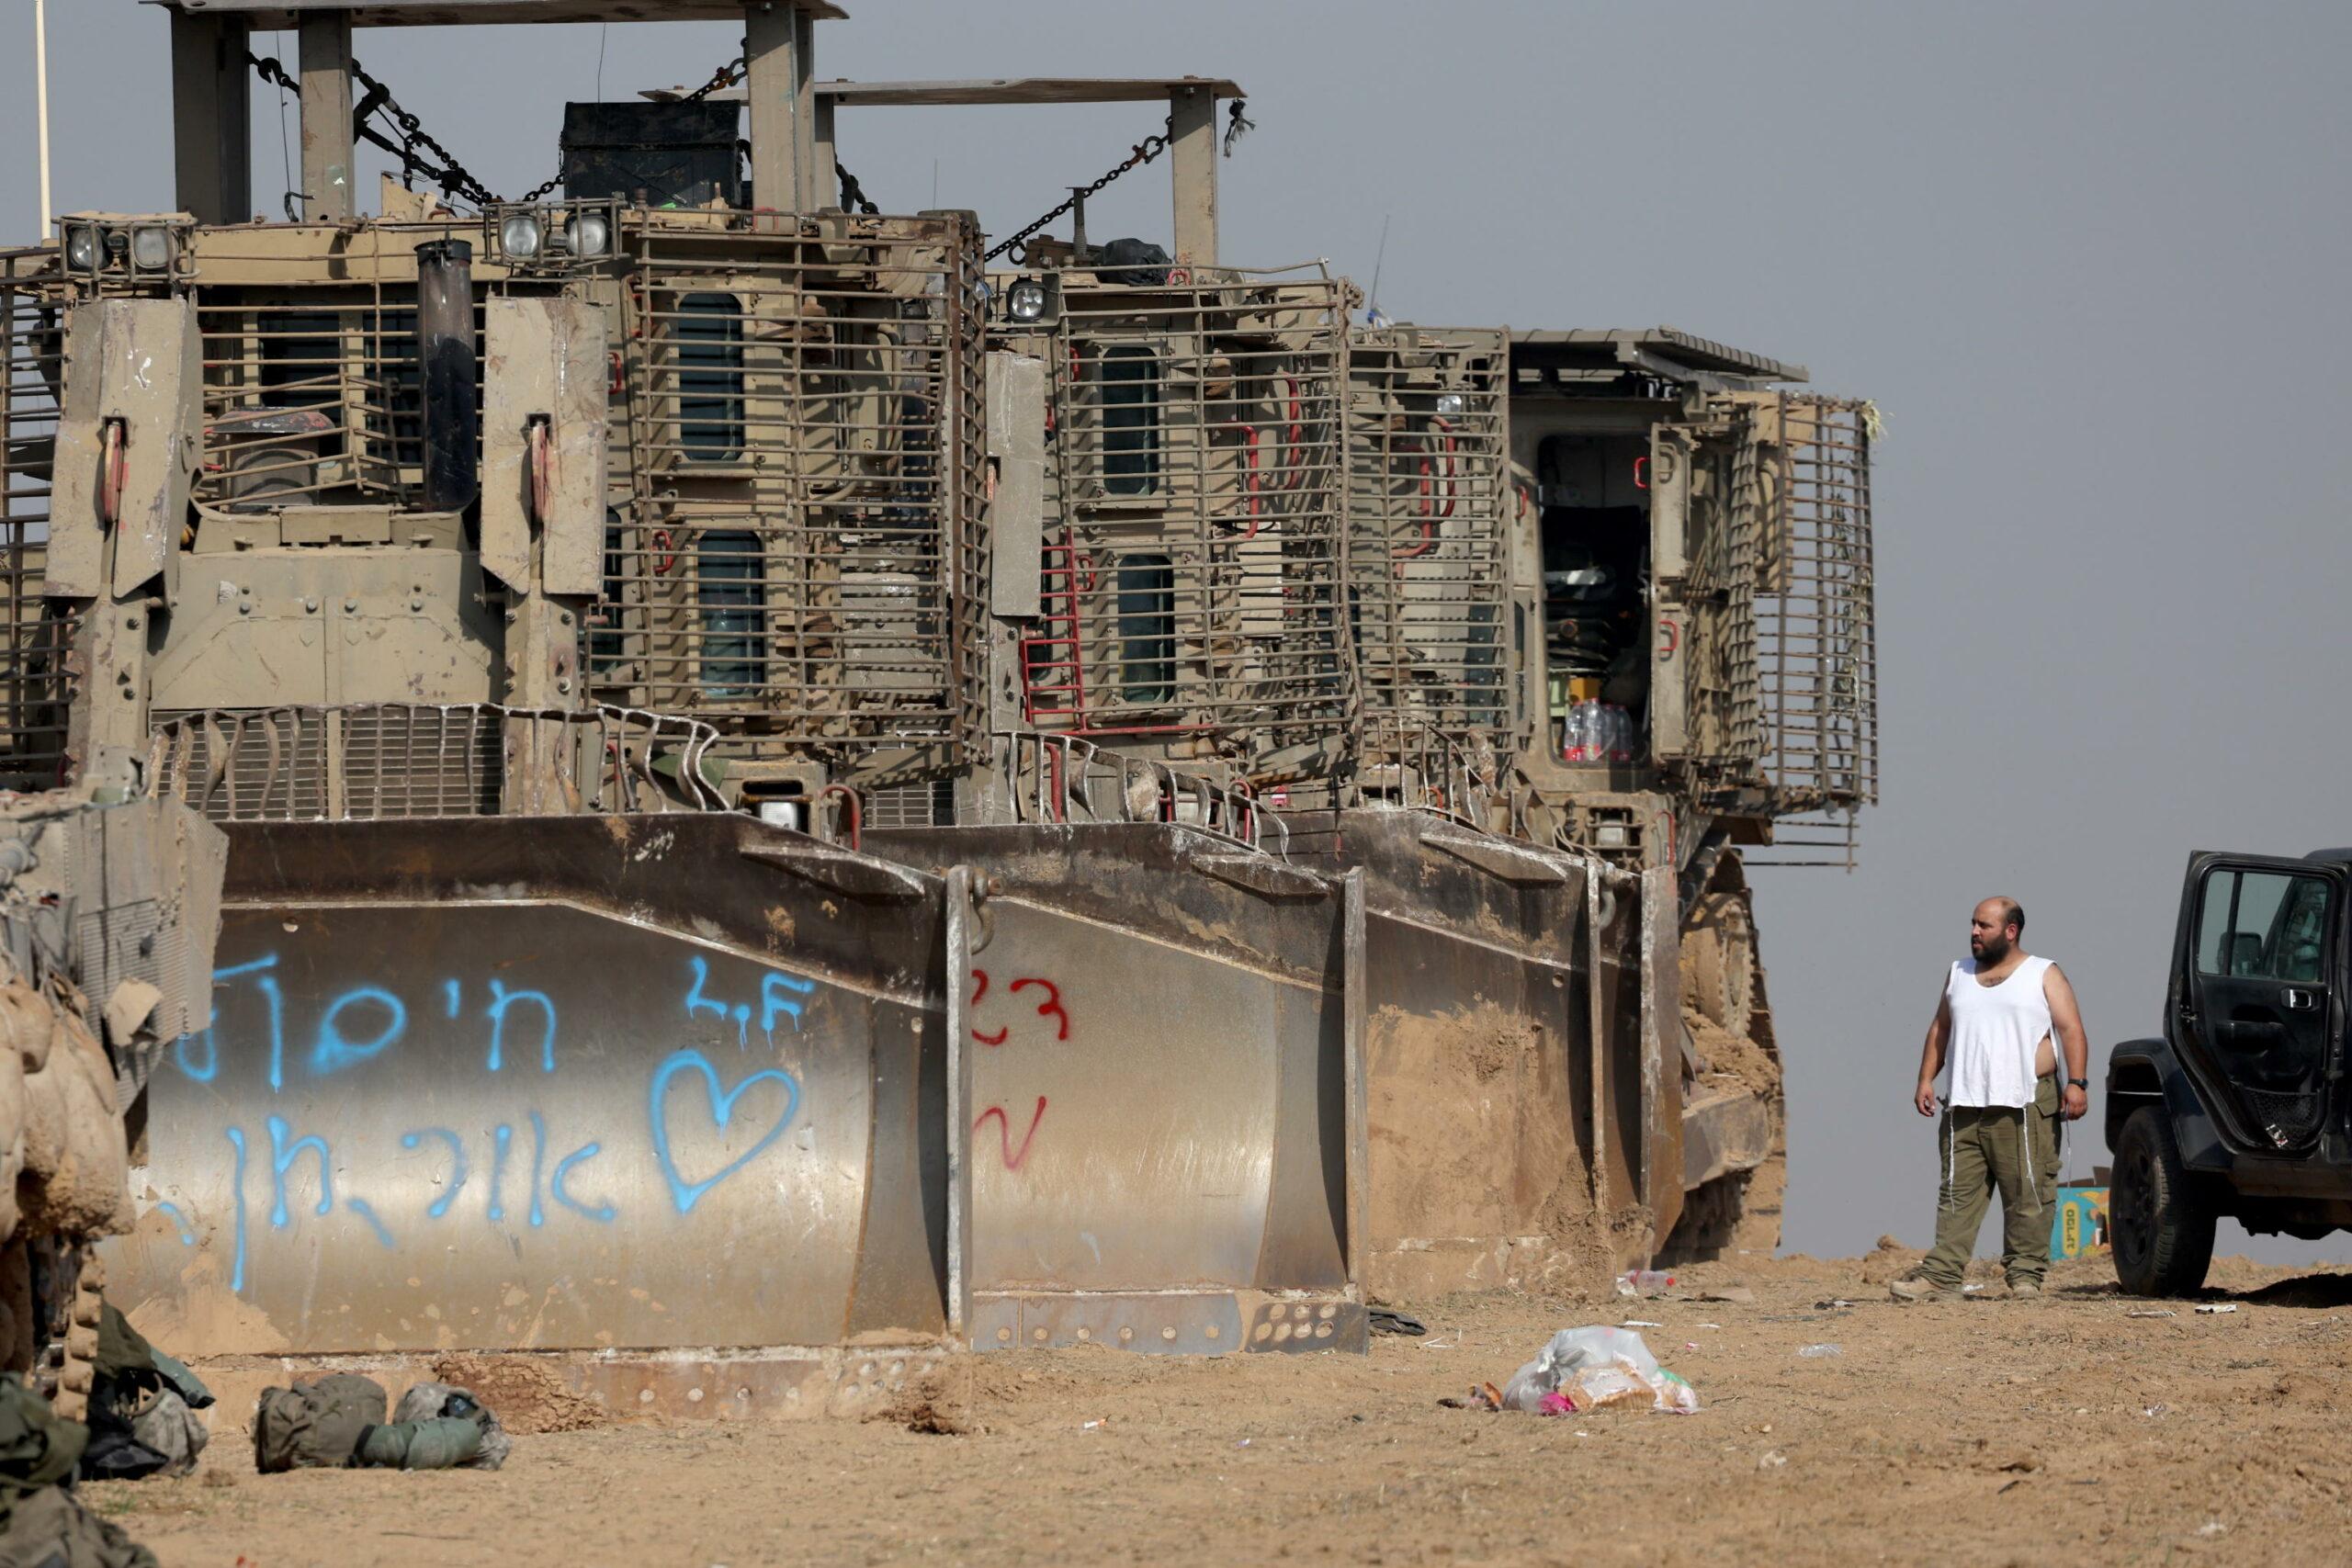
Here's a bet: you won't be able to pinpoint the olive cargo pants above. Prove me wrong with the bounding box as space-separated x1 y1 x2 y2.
1921 1076 2061 1289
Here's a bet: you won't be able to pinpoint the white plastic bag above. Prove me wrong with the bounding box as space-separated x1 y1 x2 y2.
1498 1326 1701 1415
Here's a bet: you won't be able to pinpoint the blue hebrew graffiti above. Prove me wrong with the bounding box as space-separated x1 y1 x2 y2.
154 1201 197 1247
223 1126 249 1292
173 1031 217 1084
187 955 285 1090
488 1122 514 1223
169 941 827 1303
526 1111 548 1228
311 987 406 1076
399 1128 468 1218
485 981 558 1073
265 1115 332 1228
549 1141 616 1224
345 1197 396 1249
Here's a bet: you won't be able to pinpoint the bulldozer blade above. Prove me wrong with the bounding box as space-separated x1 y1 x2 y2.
107 814 953 1362
1302 809 1682 1298
869 824 1368 1355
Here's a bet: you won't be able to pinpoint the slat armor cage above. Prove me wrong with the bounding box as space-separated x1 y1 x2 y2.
1344 326 1511 761
28 211 986 781
0 250 74 787
593 213 988 760
1008 265 1352 780
1727 393 1878 861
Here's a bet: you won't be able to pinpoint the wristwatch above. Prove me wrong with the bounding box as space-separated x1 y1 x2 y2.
2066 1077 2088 1089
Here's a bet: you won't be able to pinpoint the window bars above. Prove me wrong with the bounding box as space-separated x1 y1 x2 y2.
593 215 988 759
1344 326 1511 760
0 249 74 787
1732 394 1877 865
1012 265 1352 777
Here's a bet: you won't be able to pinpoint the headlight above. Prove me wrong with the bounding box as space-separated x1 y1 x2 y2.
571 212 611 259
130 226 174 271
1435 392 1466 417
1007 278 1047 322
63 224 97 270
499 211 544 261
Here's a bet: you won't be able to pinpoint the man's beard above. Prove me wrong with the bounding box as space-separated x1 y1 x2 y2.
1973 934 2011 964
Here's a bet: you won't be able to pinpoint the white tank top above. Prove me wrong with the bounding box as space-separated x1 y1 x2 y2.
1943 954 2054 1109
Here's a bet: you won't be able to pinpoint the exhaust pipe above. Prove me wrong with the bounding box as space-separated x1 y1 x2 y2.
415 239 478 513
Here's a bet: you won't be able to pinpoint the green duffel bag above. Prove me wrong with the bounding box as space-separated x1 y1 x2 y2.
252 1373 387 1473
351 1416 485 1472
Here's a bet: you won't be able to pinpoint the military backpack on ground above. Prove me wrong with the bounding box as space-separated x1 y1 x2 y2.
252 1373 387 1473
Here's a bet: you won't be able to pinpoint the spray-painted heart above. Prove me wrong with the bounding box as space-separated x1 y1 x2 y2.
648 1048 801 1214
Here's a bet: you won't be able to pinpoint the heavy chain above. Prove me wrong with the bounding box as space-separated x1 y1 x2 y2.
678 51 749 103
353 59 506 208
249 50 749 213
985 117 1172 265
836 159 880 217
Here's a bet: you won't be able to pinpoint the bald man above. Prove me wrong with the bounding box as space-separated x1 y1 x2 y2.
1891 897 2090 1302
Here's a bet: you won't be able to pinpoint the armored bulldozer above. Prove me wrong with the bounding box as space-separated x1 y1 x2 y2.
0 0 1873 1406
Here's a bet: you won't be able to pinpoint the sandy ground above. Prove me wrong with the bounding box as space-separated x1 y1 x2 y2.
84 1246 2352 1568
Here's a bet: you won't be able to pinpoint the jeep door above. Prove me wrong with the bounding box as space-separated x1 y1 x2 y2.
2170 855 2346 1154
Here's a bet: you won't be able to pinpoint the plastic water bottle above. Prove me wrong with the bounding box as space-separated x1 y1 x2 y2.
1615 1269 1675 1298
1561 701 1591 762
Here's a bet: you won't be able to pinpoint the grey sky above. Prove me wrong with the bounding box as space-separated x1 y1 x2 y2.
7 0 2350 1260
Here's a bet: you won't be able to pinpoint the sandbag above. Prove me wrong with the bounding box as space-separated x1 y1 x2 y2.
252 1373 385 1473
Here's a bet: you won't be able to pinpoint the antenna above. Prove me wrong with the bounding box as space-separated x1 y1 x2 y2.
34 0 51 232
1366 212 1391 321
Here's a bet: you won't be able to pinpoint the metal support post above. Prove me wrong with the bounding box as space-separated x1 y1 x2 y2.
170 12 253 224
298 15 355 220
1169 84 1218 267
813 95 836 206
746 2 818 210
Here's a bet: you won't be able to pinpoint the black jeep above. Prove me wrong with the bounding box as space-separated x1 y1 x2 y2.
2108 852 2346 1294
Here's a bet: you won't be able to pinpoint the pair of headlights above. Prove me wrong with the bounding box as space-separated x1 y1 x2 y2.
496 209 612 263
62 220 177 275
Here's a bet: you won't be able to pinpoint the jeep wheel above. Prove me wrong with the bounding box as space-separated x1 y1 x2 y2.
2112 1106 2215 1296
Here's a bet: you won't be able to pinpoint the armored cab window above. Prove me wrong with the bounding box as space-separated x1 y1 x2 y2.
258 310 342 412
1116 553 1176 705
696 530 763 698
1099 345 1162 497
677 293 745 462
218 308 346 507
